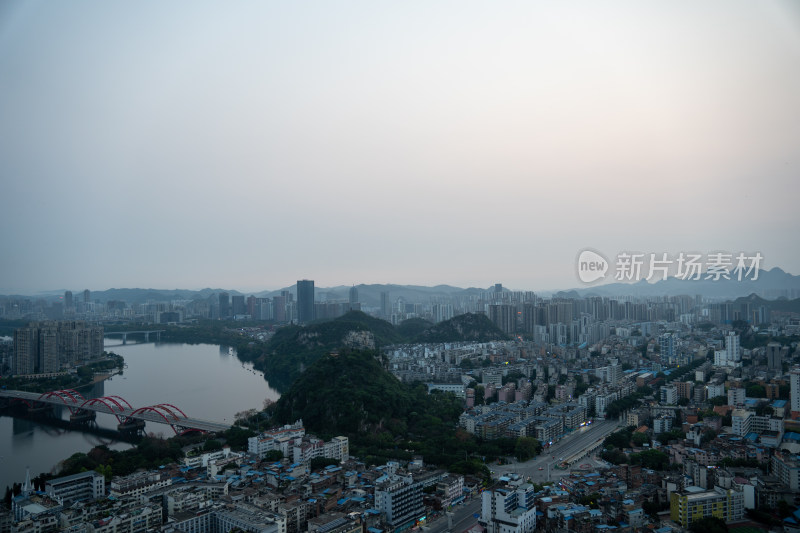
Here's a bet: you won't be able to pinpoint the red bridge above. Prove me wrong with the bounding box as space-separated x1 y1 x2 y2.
0 389 231 434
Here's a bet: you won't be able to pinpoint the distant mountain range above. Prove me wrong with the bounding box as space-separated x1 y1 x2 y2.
6 267 800 303
553 267 800 300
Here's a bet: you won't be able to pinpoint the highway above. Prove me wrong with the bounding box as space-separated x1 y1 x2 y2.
423 418 622 533
500 418 621 483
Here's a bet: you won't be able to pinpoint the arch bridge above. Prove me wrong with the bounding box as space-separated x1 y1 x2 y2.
0 389 230 435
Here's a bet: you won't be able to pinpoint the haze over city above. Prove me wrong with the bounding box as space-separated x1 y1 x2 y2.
2 1 799 293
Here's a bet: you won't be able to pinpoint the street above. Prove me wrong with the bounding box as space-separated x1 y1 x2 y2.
500 418 621 483
425 498 482 533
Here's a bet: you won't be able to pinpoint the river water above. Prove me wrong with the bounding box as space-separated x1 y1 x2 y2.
0 341 280 491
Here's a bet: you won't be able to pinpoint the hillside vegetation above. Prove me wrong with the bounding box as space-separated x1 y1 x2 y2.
239 311 507 391
269 349 535 478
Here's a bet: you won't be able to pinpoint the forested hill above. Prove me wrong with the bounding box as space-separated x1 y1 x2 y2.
243 311 508 391
411 312 509 343
271 349 416 436
268 349 537 476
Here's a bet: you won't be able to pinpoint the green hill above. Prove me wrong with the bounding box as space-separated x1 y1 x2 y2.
272 349 414 435
412 312 509 343
396 317 433 339
247 311 508 392
254 311 402 390
269 348 525 477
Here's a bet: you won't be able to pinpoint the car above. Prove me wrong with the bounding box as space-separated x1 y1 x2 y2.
538 467 543 470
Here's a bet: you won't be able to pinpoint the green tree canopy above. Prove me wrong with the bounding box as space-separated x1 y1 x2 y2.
514 437 542 462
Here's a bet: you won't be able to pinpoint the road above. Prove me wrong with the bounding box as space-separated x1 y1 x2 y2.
501 418 621 483
423 419 622 533
426 498 482 533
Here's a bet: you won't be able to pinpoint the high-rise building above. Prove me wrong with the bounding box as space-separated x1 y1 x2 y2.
766 343 782 371
725 332 740 362
297 280 315 323
12 321 103 375
218 292 230 319
273 296 287 322
231 295 246 316
489 304 516 334
380 292 391 319
659 333 675 359
64 291 73 310
791 369 800 414
348 286 358 305
12 326 38 375
82 289 91 303
39 325 60 373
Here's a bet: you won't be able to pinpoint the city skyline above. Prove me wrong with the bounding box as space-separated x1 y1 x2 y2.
2 1 799 293
3 262 800 298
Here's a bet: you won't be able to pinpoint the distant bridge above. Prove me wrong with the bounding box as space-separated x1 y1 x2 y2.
0 389 231 435
104 330 165 344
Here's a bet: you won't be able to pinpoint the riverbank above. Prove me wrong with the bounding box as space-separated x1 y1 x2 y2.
1 342 275 492
0 354 125 395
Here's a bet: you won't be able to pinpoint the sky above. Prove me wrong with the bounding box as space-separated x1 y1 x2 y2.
1 1 799 294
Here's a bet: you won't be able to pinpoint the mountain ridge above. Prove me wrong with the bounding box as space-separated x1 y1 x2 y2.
5 267 800 303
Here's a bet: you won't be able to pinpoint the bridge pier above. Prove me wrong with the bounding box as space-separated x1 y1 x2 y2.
70 410 96 425
118 419 146 435
156 331 161 342
122 333 127 345
144 332 150 342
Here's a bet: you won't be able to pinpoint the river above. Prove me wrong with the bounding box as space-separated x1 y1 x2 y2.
0 341 280 491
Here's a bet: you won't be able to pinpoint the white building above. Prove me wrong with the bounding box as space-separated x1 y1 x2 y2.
480 483 537 533
653 415 673 434
791 369 800 413
248 421 306 459
725 332 741 362
728 387 746 407
706 383 725 399
45 471 105 505
660 385 677 406
375 475 424 529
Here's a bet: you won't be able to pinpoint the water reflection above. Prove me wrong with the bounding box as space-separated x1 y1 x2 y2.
1 342 278 490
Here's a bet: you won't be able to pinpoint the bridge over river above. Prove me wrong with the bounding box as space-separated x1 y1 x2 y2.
0 389 231 435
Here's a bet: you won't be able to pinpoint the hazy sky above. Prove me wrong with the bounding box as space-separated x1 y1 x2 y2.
2 1 799 294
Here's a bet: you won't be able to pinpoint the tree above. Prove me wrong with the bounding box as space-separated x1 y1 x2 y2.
514 437 541 462
203 439 223 452
94 464 113 481
688 517 727 533
700 429 717 445
631 432 649 447
474 385 485 405
264 450 283 462
309 457 339 471
655 429 685 445
630 449 670 470
604 428 633 449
